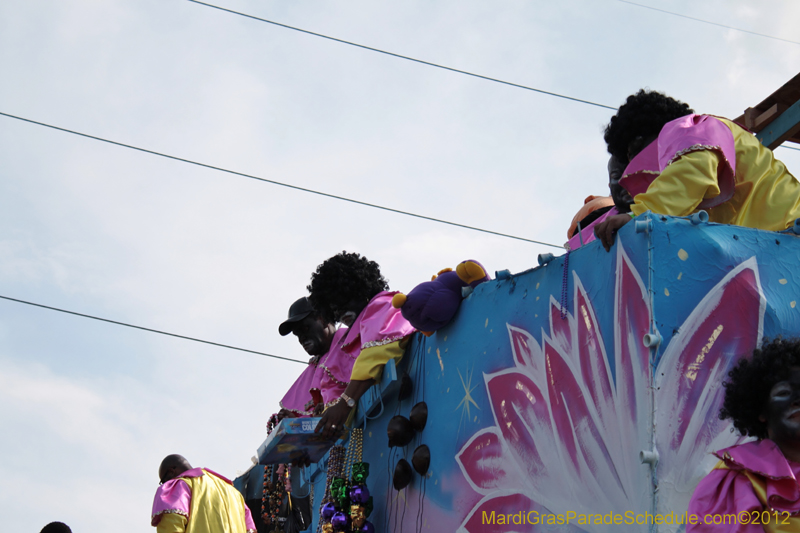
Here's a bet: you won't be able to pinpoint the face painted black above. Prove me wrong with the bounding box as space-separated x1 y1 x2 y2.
607 155 632 213
291 315 335 356
764 367 800 448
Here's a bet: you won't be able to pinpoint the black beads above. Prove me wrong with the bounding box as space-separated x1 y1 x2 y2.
411 445 430 475
409 402 427 432
392 459 413 490
387 415 414 448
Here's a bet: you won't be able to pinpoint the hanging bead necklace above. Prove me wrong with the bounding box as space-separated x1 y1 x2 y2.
319 429 374 533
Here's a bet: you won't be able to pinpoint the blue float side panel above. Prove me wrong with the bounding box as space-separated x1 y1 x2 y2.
250 214 800 532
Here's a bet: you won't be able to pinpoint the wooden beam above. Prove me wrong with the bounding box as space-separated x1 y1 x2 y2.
753 103 788 130
756 99 800 150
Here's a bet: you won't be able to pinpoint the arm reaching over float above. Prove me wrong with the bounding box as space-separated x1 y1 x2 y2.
629 149 722 218
307 252 415 440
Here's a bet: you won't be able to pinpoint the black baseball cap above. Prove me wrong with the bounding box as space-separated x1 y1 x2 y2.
279 297 315 336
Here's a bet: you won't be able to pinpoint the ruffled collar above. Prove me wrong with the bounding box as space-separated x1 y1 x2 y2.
715 439 800 512
177 467 232 484
340 291 400 349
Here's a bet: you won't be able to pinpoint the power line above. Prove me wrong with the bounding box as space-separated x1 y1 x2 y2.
186 0 617 111
618 0 800 46
0 294 307 364
0 112 565 249
781 145 800 152
187 0 800 154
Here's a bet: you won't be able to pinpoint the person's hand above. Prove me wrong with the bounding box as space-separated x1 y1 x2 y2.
312 403 324 416
315 400 350 440
594 213 633 252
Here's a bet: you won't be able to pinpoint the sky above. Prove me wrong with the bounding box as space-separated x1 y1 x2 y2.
1 0 799 531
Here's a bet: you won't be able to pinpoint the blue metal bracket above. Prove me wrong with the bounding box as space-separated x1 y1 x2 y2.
353 358 398 427
756 99 800 149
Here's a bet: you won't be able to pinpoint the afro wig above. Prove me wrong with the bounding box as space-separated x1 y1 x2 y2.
604 89 694 162
307 251 389 324
720 338 800 439
41 524 72 533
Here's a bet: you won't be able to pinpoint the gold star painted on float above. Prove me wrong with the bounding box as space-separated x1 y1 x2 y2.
455 366 480 433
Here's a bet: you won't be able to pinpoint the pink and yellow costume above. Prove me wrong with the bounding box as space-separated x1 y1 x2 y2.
279 328 355 415
621 114 800 230
340 291 416 383
151 468 257 533
687 440 800 532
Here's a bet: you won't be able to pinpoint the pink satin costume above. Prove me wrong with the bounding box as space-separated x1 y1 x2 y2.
151 468 256 533
279 328 354 415
339 291 416 383
687 440 800 532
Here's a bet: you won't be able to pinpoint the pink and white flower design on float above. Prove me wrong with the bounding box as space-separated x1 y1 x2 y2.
456 244 765 532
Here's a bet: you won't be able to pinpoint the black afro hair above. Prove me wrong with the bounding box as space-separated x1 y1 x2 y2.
41 523 72 533
720 337 800 439
604 89 694 162
307 251 389 324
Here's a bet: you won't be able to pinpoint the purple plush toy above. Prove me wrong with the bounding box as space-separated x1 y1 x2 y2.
391 260 490 336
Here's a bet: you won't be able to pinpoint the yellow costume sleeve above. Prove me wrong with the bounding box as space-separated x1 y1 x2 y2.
156 513 187 533
630 150 722 218
350 339 407 382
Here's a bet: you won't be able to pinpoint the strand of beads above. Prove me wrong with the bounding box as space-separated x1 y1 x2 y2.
267 466 285 533
322 429 374 533
349 428 373 533
263 412 283 531
319 445 346 533
345 427 362 482
352 428 363 464
344 431 355 482
261 464 274 526
560 250 570 320
266 413 279 435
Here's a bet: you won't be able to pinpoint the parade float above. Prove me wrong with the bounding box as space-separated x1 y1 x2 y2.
235 74 800 532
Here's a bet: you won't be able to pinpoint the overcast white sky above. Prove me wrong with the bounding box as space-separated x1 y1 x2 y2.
1 1 799 531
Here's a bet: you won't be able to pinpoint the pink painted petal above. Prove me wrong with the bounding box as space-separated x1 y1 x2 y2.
507 324 545 381
573 274 615 431
548 296 574 359
612 245 653 478
456 427 525 495
544 340 627 504
656 258 765 489
459 492 586 533
485 369 566 502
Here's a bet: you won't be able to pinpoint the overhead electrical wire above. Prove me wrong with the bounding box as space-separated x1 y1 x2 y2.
3 3 797 252
186 0 617 111
618 0 800 46
0 112 565 249
2 4 796 367
185 0 800 155
0 294 307 364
